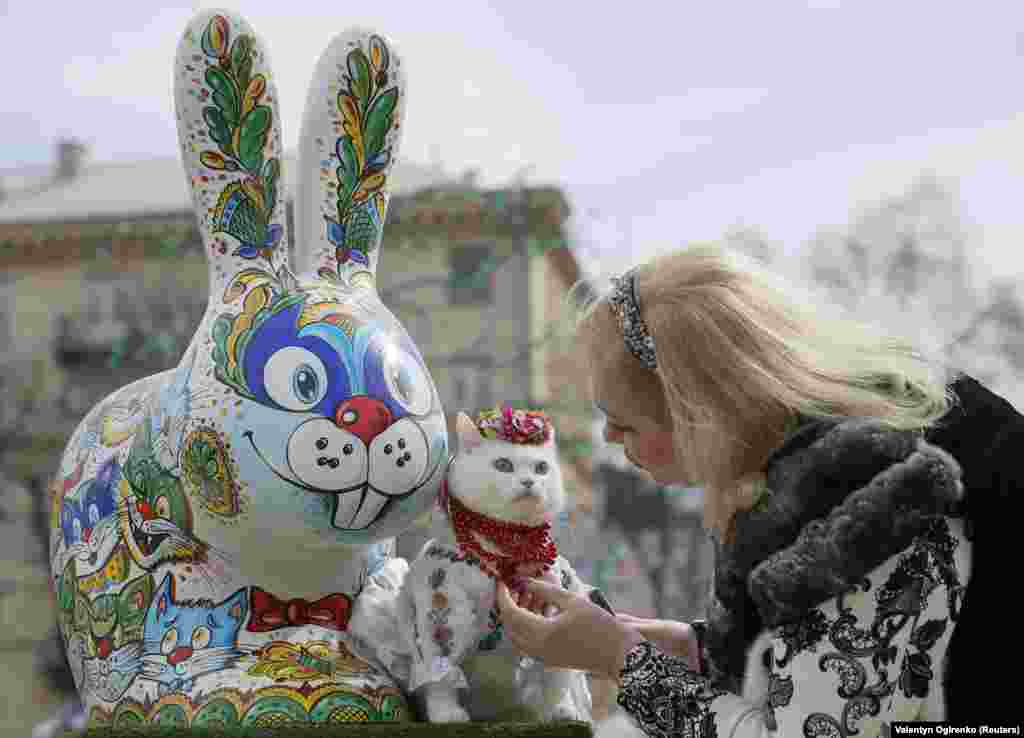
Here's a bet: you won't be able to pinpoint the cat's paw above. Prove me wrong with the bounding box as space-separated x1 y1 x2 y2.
425 701 471 723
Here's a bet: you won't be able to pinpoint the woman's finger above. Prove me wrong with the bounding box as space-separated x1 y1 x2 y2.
521 577 576 607
496 582 550 633
615 612 651 622
615 613 647 624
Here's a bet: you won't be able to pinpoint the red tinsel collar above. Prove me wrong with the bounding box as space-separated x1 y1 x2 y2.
439 478 558 584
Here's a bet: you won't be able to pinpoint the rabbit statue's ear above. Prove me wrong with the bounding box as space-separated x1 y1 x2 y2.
174 10 291 298
293 29 407 290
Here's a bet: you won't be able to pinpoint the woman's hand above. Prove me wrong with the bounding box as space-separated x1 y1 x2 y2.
495 577 644 679
615 613 700 671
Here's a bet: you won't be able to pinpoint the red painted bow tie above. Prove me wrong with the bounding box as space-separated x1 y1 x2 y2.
247 588 352 633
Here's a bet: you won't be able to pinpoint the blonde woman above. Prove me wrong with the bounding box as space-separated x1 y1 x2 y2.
496 244 1018 736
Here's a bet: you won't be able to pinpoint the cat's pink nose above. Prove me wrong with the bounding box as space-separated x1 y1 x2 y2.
335 397 393 445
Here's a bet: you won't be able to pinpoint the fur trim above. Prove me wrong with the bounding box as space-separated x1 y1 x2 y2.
703 419 964 691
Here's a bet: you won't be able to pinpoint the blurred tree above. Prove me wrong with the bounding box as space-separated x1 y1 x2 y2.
799 174 1024 407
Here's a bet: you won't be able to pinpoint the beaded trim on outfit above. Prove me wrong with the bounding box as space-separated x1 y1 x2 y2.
608 269 658 369
440 480 558 585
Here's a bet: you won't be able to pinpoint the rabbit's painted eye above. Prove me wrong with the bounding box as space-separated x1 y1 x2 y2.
493 458 514 473
381 343 431 416
265 347 328 411
89 504 100 526
72 519 82 543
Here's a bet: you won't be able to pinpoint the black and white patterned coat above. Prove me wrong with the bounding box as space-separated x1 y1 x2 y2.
606 375 1020 737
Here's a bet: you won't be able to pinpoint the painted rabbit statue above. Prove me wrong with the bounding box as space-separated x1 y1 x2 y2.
48 9 448 729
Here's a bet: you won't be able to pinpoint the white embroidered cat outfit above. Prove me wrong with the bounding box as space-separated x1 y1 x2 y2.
350 408 593 723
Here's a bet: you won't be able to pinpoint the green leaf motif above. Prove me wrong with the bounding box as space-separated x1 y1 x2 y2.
346 48 373 110
237 105 272 173
205 66 239 127
262 158 280 214
337 138 359 189
230 36 253 94
336 139 359 217
203 108 233 156
363 87 398 163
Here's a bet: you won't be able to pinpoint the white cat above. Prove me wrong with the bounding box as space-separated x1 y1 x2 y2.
352 408 594 723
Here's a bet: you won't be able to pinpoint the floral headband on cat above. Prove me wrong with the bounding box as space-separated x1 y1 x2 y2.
474 405 552 445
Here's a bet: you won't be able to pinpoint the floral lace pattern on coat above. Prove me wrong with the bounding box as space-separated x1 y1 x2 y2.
616 517 968 738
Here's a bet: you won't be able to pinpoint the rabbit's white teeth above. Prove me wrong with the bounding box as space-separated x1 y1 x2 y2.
333 488 389 530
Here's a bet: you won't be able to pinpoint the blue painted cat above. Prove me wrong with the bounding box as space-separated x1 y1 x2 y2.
140 573 249 697
60 457 122 582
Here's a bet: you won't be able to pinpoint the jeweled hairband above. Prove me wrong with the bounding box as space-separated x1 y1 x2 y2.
608 269 657 369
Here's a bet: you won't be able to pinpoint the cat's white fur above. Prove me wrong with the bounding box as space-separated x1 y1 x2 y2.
353 411 594 722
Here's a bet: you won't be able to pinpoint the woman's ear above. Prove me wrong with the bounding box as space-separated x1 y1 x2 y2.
174 10 291 301
293 29 407 290
455 412 483 454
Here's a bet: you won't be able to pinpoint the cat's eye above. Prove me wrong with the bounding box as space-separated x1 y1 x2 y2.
191 626 211 650
493 458 514 473
155 496 172 520
534 461 549 475
160 628 178 656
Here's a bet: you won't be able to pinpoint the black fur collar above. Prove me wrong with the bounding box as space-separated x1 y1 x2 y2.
702 418 965 691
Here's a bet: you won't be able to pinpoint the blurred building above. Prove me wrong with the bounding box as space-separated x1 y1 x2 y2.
0 140 598 735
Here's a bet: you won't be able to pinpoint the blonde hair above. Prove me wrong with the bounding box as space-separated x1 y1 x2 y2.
573 243 954 534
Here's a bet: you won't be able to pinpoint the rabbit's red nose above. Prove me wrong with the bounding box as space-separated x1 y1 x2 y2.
82 528 92 544
335 397 392 445
168 646 193 666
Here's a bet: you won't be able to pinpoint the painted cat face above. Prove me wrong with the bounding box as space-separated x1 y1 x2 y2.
79 573 154 702
60 458 121 577
141 573 248 696
214 291 446 532
448 413 565 524
118 419 206 570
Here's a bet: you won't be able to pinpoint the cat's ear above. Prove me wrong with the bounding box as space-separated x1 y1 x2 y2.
154 572 175 617
118 573 155 621
221 586 249 623
455 412 483 453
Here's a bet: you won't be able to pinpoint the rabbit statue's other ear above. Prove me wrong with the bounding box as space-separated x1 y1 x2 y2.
174 10 292 300
294 29 407 290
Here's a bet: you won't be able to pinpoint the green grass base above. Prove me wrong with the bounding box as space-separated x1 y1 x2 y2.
64 721 593 738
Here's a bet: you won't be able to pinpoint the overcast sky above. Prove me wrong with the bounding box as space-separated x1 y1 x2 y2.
3 0 1023 281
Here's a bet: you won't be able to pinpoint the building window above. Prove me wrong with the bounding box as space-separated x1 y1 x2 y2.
448 243 494 305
